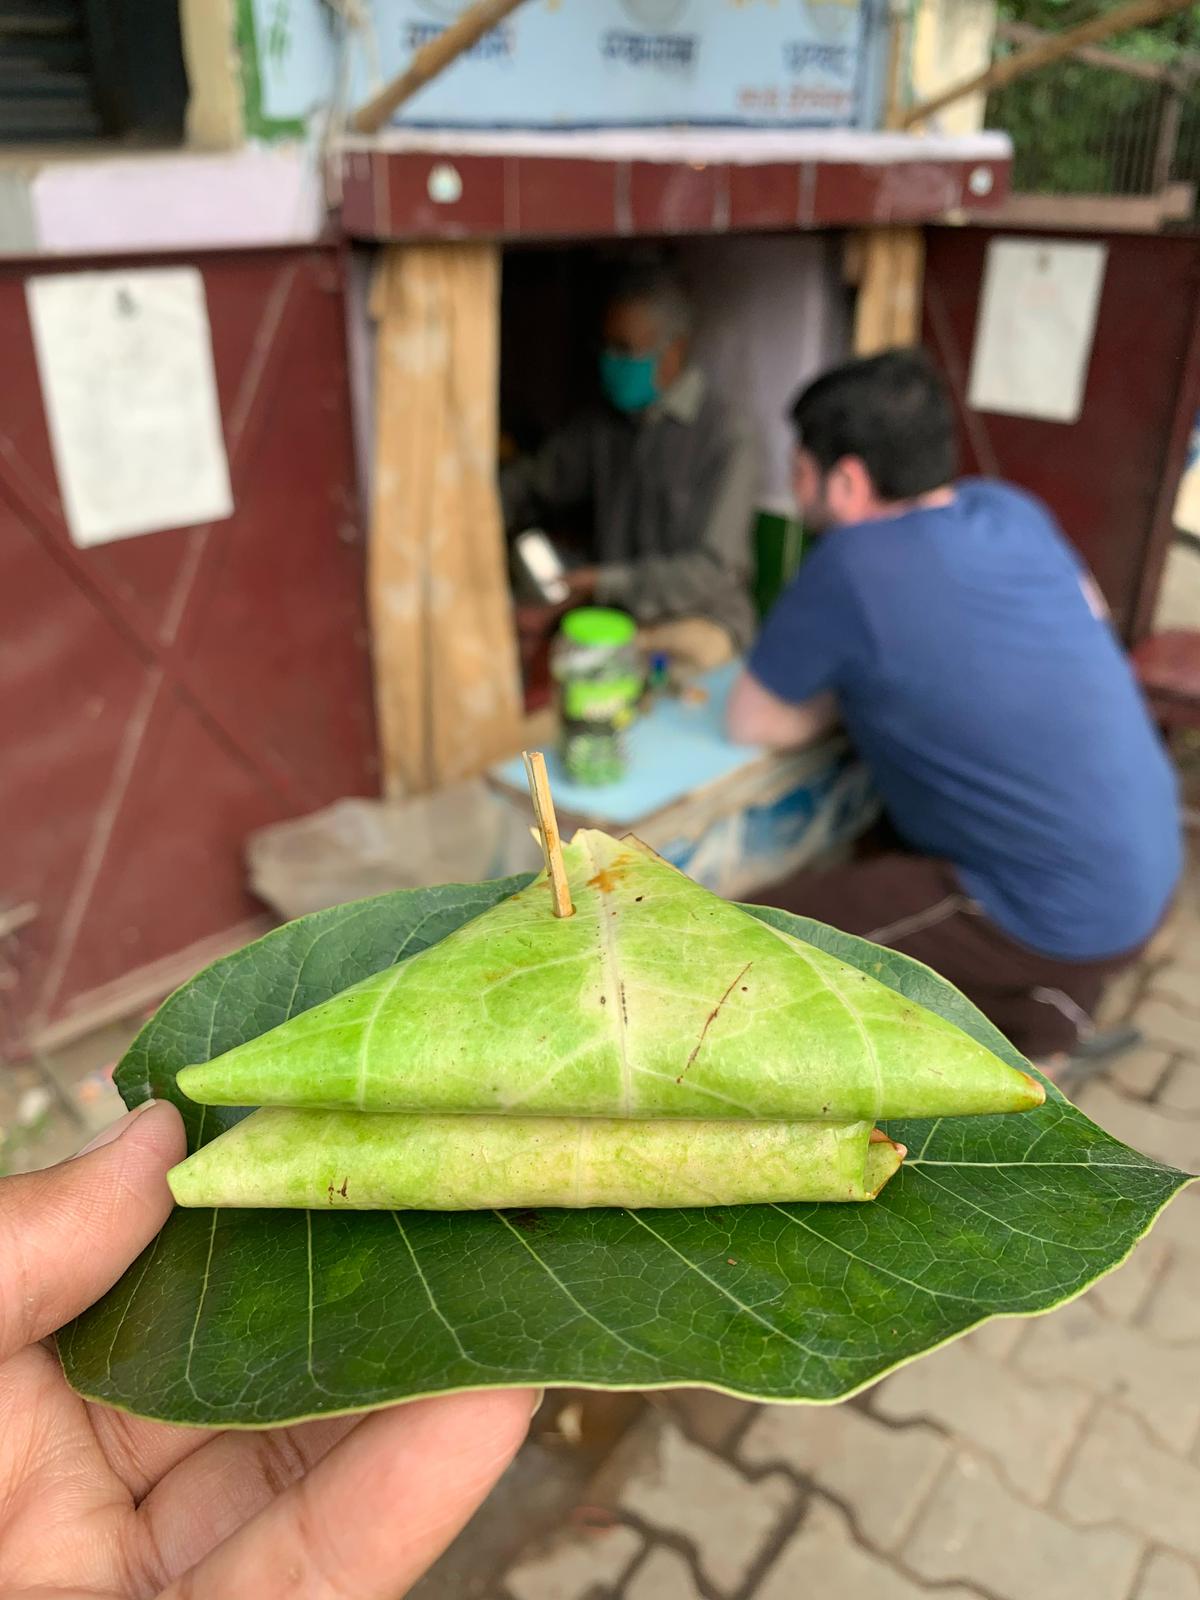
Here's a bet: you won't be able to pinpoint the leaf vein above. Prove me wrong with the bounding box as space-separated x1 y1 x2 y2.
493 1211 652 1361
391 1214 477 1367
353 962 409 1110
625 1211 833 1372
755 919 884 1118
183 1211 220 1404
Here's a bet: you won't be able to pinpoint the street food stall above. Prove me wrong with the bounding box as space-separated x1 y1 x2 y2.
8 0 1195 1053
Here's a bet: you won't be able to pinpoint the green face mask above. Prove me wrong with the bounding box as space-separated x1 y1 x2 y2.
600 348 660 413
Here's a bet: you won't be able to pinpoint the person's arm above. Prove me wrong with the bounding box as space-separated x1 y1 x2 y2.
499 416 594 535
594 426 757 623
726 543 854 748
727 673 838 749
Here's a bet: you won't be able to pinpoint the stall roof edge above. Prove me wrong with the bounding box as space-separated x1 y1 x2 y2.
336 126 1012 168
336 128 1012 243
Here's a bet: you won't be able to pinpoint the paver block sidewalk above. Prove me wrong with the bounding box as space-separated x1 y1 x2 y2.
1014 1298 1200 1453
873 1339 1091 1502
1135 1550 1200 1600
1058 1408 1200 1564
597 1415 794 1592
505 1523 642 1600
757 1500 981 1600
740 1402 947 1548
902 1450 1142 1600
624 1547 704 1600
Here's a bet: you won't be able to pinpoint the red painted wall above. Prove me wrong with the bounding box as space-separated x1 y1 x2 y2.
924 226 1200 641
0 248 378 1050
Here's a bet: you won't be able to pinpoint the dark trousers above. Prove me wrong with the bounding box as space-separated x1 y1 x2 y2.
750 852 1145 1061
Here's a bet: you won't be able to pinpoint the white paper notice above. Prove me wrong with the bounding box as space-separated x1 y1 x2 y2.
26 267 233 547
967 238 1107 425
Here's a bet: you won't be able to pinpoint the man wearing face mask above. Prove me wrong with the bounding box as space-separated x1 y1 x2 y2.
500 264 757 670
727 348 1181 1066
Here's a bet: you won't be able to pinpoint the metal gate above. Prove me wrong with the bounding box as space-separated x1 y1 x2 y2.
0 247 378 1053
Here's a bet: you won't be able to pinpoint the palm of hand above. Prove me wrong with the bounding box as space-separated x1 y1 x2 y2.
0 1103 531 1600
1 1339 354 1596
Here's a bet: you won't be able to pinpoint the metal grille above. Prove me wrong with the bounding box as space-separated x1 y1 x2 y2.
0 0 101 142
984 21 1200 218
988 66 1192 197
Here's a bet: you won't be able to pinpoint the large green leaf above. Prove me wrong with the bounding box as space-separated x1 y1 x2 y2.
61 876 1192 1426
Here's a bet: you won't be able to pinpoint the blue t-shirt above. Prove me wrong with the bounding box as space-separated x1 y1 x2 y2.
748 480 1181 960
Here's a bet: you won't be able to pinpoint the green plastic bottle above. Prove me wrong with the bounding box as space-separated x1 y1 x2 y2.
551 608 642 786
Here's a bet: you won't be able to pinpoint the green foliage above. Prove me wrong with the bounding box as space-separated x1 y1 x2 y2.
997 0 1200 56
988 2 1200 196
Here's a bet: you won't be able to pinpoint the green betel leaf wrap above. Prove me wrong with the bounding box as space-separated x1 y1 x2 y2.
167 1112 905 1210
177 831 1042 1122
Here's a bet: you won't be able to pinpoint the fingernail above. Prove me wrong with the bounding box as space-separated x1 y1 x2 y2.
75 1100 158 1157
529 1388 546 1418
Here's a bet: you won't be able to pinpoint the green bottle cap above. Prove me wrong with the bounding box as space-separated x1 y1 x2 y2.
560 607 637 648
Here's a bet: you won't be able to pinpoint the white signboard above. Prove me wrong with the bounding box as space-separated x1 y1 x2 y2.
26 267 233 548
250 0 869 131
967 238 1107 425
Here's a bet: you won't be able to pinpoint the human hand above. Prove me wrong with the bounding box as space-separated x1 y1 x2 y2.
564 566 599 603
515 569 600 640
0 1100 534 1598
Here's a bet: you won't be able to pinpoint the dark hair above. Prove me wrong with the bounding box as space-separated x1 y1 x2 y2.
789 349 957 501
605 262 694 342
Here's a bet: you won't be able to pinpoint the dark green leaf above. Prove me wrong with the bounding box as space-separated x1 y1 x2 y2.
61 879 1192 1426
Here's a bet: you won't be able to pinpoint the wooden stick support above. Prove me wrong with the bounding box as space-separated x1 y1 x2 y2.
522 750 575 918
901 0 1195 129
352 0 532 133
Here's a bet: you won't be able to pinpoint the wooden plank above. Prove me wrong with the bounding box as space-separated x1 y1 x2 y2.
981 186 1195 232
26 916 273 1055
1130 276 1200 642
368 243 523 794
179 0 243 151
1152 86 1185 191
853 226 926 356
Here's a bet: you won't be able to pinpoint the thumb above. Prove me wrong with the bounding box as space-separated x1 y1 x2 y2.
0 1099 186 1363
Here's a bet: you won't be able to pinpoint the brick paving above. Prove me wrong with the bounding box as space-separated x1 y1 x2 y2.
3 880 1197 1600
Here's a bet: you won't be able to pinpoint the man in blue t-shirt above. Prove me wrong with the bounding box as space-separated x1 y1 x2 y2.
728 350 1181 1063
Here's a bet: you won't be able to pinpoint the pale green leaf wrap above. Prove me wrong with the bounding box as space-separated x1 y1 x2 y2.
167 1112 905 1209
177 831 1042 1122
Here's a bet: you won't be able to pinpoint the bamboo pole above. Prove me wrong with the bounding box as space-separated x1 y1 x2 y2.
351 0 532 134
901 0 1197 130
1152 84 1185 191
996 17 1196 84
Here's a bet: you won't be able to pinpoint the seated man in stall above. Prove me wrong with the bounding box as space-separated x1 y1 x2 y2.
500 263 757 673
727 348 1182 1066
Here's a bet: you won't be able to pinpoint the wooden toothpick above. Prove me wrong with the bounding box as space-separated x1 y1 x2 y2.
523 750 575 918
